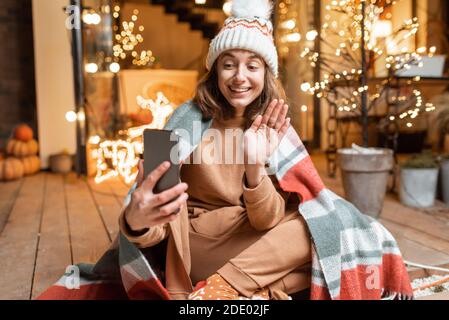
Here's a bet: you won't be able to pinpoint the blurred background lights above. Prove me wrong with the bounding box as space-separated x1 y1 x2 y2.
109 62 120 73
85 63 98 73
83 11 101 25
65 111 77 123
223 1 232 16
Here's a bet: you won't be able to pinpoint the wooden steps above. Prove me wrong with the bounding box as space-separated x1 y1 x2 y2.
150 0 220 39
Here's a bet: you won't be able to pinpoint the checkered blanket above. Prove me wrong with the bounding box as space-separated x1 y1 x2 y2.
38 100 413 300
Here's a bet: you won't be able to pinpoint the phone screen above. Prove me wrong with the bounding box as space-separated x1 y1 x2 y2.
143 129 180 194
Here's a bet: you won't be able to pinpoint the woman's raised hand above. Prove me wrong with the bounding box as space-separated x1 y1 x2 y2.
124 160 189 232
261 99 290 133
243 99 290 166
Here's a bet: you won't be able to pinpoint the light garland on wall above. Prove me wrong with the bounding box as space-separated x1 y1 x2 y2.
89 92 175 184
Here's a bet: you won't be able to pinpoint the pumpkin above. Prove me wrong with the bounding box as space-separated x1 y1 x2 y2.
21 155 41 176
13 124 34 142
49 153 73 174
6 139 39 157
129 110 153 126
0 158 24 181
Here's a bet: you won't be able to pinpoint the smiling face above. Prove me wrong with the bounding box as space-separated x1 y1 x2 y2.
217 49 266 116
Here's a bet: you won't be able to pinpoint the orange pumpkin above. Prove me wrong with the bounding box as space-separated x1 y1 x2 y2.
6 139 39 157
129 110 153 126
14 124 34 142
0 158 24 181
21 155 41 176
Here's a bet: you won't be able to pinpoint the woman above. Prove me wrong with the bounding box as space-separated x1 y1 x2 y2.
120 0 312 300
38 0 412 301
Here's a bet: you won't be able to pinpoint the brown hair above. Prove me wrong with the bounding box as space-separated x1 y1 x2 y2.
193 60 287 129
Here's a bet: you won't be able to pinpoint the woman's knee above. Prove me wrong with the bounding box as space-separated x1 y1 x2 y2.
268 264 312 296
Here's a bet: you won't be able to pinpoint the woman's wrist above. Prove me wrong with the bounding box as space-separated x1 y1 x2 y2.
124 207 149 235
244 164 265 188
126 221 150 237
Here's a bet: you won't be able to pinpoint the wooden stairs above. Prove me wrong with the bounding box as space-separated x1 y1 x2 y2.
150 0 224 39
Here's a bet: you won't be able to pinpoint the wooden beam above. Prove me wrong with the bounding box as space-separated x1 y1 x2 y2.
313 0 322 149
69 0 88 175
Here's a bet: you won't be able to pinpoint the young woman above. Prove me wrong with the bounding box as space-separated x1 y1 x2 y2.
37 0 412 301
120 0 312 300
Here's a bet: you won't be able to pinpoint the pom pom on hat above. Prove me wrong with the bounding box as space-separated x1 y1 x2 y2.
206 0 279 77
231 0 273 20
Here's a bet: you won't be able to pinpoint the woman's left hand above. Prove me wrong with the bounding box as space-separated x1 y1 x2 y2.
243 99 290 167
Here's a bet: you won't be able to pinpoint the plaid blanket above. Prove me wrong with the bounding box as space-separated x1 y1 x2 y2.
38 100 413 300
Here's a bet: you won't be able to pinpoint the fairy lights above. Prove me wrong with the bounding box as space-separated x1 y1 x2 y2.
278 0 438 129
223 1 232 16
277 0 318 56
92 139 140 184
85 62 99 74
136 93 175 130
112 6 156 67
90 92 175 184
83 10 101 25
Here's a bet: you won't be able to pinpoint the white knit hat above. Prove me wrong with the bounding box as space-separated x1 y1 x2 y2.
206 0 278 78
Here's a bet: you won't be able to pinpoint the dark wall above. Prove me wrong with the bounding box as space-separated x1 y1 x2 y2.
0 0 37 150
444 0 449 37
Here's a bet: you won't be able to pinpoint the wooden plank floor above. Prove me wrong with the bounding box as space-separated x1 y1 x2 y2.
0 172 127 300
0 152 448 299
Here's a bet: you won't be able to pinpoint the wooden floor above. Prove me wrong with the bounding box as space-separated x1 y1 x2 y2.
0 153 449 300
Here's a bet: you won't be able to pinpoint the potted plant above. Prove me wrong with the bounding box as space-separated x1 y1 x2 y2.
399 151 439 208
338 145 394 218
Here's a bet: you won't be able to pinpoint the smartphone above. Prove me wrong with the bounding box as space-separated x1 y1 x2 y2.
143 129 180 194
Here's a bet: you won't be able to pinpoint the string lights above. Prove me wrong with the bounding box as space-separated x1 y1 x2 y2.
277 0 437 130
112 6 157 67
89 93 175 184
79 4 164 182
